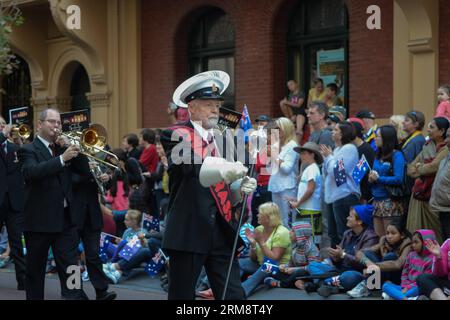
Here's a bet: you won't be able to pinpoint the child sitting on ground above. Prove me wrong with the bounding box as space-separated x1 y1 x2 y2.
103 210 152 284
345 218 412 298
264 222 321 289
382 229 436 300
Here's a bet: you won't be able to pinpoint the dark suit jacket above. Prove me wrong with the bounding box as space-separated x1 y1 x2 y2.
18 137 80 233
71 155 104 231
0 133 25 212
160 121 243 255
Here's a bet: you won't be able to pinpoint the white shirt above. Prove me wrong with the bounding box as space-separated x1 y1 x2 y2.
297 162 322 211
190 120 221 157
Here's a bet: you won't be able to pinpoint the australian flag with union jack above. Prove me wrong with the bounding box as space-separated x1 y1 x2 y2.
333 158 347 187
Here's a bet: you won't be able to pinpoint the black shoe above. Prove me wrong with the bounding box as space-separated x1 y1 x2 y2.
17 283 25 291
96 290 117 301
317 285 339 298
304 282 318 294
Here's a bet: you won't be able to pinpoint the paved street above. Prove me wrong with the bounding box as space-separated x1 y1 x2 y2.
0 263 378 300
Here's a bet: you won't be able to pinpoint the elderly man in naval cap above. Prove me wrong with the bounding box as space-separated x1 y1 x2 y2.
160 71 256 300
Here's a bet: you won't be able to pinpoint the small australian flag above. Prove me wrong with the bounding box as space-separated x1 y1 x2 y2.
145 249 167 277
143 213 160 232
261 257 280 275
352 155 370 185
118 236 142 261
333 158 347 187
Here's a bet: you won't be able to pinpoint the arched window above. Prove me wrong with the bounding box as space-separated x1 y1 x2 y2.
188 8 235 108
287 0 348 108
70 64 90 111
1 55 31 122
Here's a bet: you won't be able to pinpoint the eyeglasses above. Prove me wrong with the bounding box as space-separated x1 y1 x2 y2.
44 119 61 126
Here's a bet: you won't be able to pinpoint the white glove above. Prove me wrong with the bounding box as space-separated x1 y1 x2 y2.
220 161 248 184
240 176 257 195
199 157 248 187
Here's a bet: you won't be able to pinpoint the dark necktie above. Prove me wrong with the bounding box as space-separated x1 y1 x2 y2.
207 133 216 157
49 143 57 157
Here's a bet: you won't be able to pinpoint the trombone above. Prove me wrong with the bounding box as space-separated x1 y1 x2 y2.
55 124 119 170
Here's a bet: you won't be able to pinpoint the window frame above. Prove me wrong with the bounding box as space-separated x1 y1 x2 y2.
188 8 236 109
287 0 349 111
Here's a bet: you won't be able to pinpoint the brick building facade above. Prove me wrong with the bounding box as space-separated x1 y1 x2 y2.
141 0 395 128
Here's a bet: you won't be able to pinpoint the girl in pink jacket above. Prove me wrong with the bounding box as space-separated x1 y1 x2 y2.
382 229 436 300
417 238 450 300
435 85 450 119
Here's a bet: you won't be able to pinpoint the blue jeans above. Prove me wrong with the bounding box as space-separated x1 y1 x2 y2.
117 247 153 274
382 282 419 300
337 271 366 291
329 194 360 246
363 250 401 284
147 237 162 255
239 257 267 297
272 188 297 228
338 251 400 291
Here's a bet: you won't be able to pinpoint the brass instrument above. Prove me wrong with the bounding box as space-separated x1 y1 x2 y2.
55 124 119 170
10 124 32 140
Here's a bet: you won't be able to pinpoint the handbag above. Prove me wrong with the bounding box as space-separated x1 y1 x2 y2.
384 152 406 200
412 175 435 201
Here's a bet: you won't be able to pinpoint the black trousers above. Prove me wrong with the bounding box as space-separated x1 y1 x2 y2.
78 219 109 292
439 212 450 241
251 185 272 227
166 220 245 300
0 196 26 287
24 210 83 300
59 217 109 298
417 273 450 297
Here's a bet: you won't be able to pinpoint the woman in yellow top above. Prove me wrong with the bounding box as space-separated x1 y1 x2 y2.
307 78 327 107
239 202 291 297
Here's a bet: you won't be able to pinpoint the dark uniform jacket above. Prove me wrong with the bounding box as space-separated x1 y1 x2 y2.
0 133 25 212
160 121 243 254
71 155 104 231
18 137 81 233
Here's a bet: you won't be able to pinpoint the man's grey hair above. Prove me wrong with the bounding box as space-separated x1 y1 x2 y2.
38 108 60 121
310 101 329 119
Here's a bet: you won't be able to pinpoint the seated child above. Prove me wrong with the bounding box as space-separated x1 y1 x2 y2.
382 229 436 300
346 218 412 297
103 210 152 284
264 221 321 289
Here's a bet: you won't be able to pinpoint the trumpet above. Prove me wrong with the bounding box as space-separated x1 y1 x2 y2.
10 124 32 140
54 124 119 170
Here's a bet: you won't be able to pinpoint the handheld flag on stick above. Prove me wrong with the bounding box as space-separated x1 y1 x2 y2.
352 154 371 185
261 257 280 275
118 235 142 261
145 249 168 277
142 213 160 232
239 105 252 144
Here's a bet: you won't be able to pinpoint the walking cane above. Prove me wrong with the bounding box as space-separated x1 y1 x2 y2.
221 162 256 300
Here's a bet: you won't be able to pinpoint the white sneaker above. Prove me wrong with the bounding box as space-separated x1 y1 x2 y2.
81 270 90 282
104 267 121 284
407 296 418 300
382 292 393 300
347 280 370 298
